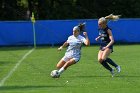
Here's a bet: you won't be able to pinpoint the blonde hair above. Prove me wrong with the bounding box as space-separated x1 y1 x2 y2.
105 14 121 21
99 14 121 24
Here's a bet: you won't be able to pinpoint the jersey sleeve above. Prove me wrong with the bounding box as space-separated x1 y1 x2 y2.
66 36 71 43
80 36 86 43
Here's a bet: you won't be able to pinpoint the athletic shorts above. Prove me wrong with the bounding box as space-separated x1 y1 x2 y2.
100 43 113 52
61 55 80 63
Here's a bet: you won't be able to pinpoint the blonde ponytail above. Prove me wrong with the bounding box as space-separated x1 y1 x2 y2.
105 14 121 21
98 14 121 24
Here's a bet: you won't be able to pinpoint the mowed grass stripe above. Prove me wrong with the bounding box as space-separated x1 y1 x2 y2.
0 48 34 86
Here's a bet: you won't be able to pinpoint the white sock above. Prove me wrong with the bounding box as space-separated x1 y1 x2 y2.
58 67 65 75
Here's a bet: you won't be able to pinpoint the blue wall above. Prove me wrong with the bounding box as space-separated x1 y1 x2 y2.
0 19 140 46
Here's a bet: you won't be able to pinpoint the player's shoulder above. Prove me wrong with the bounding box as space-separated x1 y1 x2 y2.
68 35 74 38
68 35 75 40
106 26 112 31
78 35 84 39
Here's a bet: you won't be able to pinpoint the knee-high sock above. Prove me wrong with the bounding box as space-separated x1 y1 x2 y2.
106 58 118 67
101 60 112 71
58 67 65 75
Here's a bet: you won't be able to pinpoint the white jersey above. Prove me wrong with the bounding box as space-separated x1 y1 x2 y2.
63 35 86 62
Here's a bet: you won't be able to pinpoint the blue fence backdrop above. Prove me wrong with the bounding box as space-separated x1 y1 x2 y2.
0 19 140 46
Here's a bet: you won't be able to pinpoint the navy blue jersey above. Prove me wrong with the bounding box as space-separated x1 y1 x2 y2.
98 26 111 44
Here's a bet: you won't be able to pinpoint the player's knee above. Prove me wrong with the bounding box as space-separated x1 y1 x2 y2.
102 58 106 62
98 58 103 63
56 64 61 69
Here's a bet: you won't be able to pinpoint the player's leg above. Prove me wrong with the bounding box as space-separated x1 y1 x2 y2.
56 59 66 69
98 50 113 76
106 58 121 72
56 56 69 75
57 58 76 75
101 48 115 76
57 55 72 69
98 50 111 71
63 58 76 69
103 49 121 73
106 58 118 67
101 48 111 61
98 50 103 63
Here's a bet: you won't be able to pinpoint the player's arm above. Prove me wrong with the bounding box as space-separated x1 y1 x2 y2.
58 42 69 51
95 35 101 41
106 29 114 48
83 32 90 46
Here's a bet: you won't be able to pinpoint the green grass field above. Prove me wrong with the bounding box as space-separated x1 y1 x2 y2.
0 45 140 93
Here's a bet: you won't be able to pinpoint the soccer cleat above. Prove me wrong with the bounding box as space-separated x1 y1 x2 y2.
110 69 115 77
54 74 60 78
116 66 121 73
55 71 60 78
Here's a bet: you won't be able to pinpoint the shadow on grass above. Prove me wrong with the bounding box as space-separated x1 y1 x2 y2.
68 75 111 78
0 85 63 90
0 46 33 51
0 61 11 65
0 61 14 67
115 75 140 78
0 46 56 51
72 75 140 78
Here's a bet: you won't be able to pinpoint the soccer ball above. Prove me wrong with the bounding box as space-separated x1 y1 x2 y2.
50 70 60 78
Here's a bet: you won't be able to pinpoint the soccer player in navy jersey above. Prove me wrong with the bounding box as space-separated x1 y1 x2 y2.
95 14 121 77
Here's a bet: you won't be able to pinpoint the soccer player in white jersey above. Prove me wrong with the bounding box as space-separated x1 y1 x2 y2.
55 25 90 78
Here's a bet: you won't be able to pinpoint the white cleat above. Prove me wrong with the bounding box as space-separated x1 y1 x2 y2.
110 69 115 77
116 66 121 73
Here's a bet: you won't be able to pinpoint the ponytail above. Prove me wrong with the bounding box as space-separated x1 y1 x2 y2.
98 14 121 24
105 14 121 21
78 22 86 32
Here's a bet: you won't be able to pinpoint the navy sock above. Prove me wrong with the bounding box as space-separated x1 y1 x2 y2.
106 58 118 67
101 60 112 71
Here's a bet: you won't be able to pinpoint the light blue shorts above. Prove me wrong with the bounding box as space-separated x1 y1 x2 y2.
62 55 80 62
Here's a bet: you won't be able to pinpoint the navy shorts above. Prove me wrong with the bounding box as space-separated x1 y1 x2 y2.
100 43 113 52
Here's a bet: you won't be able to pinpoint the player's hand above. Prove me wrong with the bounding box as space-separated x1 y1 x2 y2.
102 47 107 51
83 32 88 37
58 46 63 51
95 37 99 41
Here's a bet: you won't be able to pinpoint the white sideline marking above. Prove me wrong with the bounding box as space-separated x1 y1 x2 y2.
0 48 35 86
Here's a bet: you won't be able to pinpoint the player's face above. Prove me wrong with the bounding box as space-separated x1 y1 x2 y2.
98 21 104 29
73 30 80 37
98 21 106 29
